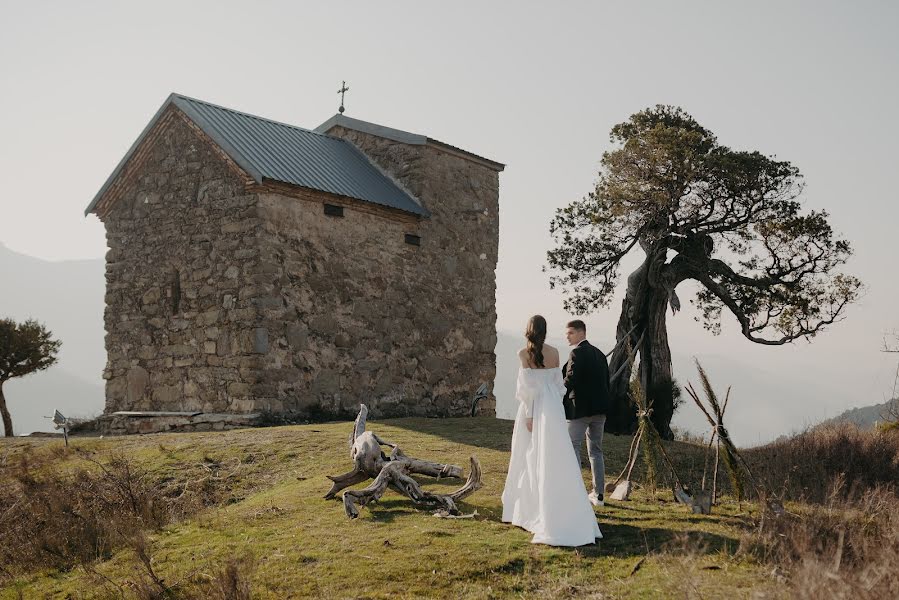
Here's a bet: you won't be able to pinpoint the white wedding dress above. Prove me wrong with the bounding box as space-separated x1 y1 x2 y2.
501 366 602 546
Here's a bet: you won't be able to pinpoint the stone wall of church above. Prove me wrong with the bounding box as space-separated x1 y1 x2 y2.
253 129 500 418
101 113 266 415
100 112 499 421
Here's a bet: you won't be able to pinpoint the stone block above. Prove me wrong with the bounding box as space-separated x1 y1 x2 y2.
254 296 283 310
228 382 251 396
192 267 212 281
162 344 194 357
184 381 199 397
152 384 181 408
170 318 191 331
136 347 157 360
422 356 452 382
286 323 308 349
309 315 338 337
311 369 339 395
217 331 230 356
253 328 269 353
227 308 256 322
197 309 221 327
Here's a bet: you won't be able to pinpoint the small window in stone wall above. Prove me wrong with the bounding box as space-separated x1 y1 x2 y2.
324 204 344 217
404 233 421 246
170 270 181 314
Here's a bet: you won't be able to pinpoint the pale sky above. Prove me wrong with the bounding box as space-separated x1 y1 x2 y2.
2 1 897 443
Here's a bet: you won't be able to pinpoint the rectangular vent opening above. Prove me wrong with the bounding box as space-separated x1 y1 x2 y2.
404 234 421 246
324 204 344 217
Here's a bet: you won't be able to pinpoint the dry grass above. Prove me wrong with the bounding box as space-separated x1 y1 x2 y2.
0 442 271 598
0 452 173 574
744 423 899 503
205 554 255 600
1 416 898 598
738 483 899 599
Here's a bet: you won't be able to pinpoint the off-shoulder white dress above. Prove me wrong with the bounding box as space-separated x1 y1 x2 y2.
501 366 602 546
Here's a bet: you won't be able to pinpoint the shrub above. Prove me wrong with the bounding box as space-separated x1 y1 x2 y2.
0 450 239 580
740 483 899 599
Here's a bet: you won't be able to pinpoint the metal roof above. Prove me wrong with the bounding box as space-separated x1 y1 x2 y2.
86 93 428 217
315 114 505 172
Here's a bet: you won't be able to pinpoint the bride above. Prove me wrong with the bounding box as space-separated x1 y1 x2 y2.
501 315 602 546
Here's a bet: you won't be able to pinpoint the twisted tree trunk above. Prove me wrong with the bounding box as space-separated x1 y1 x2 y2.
640 290 675 439
0 382 13 437
605 249 677 440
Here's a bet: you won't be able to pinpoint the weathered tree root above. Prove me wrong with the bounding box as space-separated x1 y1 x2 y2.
325 404 483 519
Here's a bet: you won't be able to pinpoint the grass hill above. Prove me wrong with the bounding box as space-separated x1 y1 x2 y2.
3 416 898 598
819 397 898 429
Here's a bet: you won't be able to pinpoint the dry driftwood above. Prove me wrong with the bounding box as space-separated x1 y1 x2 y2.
324 405 482 519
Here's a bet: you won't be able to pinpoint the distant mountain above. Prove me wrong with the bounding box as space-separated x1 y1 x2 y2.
0 242 106 434
819 398 899 429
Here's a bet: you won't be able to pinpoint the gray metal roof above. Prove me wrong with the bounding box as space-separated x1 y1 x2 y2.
315 114 505 172
86 93 428 217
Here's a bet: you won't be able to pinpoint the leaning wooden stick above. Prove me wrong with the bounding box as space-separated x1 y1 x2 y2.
325 405 482 518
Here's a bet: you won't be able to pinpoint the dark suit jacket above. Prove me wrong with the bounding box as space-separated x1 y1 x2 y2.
562 340 611 420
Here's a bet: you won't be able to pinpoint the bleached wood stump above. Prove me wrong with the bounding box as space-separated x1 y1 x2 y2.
324 405 482 518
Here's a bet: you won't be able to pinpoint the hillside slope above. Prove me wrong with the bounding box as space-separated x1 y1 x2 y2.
819 397 898 429
1 417 776 599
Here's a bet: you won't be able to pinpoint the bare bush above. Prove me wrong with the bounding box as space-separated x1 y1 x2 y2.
0 450 237 581
740 483 899 599
0 453 164 573
206 555 255 600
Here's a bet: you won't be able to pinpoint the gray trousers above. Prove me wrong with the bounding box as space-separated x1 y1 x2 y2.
568 414 606 496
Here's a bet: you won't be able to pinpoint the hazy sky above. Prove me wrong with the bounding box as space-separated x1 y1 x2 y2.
2 1 898 442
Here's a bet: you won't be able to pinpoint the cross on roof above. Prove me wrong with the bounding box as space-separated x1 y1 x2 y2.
337 81 349 114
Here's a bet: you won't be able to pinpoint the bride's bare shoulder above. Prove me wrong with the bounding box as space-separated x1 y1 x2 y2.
517 347 529 367
539 344 559 366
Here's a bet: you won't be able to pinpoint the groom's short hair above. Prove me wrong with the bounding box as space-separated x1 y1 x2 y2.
566 319 586 332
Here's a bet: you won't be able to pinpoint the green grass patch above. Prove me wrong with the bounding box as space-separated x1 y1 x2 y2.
1 418 783 599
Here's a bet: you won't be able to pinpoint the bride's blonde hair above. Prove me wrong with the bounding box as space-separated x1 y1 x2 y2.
525 315 547 368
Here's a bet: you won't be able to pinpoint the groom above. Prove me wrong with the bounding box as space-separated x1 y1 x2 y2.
562 320 612 507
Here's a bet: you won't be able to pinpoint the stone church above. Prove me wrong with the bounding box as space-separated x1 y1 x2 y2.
86 93 502 428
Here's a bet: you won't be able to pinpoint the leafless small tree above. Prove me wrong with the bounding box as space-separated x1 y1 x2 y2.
881 329 898 423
